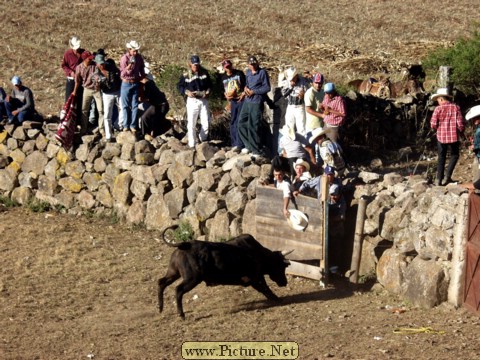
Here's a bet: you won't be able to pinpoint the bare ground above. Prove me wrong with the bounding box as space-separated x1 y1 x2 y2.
1 206 479 360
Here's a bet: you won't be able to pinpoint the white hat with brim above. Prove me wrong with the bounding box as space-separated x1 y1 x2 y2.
280 124 295 141
430 88 452 102
69 36 81 50
309 127 329 143
287 209 309 232
466 105 480 121
294 158 310 172
126 40 141 50
287 209 308 231
285 67 298 82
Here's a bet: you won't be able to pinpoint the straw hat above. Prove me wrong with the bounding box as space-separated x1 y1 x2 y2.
287 210 309 231
294 158 310 172
126 40 141 50
309 127 329 143
285 67 298 81
69 36 81 50
466 105 480 121
430 88 452 102
280 124 296 141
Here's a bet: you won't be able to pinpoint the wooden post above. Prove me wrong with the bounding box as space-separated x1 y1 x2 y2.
320 175 329 286
438 66 452 94
349 197 368 283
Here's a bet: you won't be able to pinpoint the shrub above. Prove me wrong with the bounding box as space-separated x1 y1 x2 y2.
172 221 195 243
0 196 19 208
423 26 480 95
27 199 52 213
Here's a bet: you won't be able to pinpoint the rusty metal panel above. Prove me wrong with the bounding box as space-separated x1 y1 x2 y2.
464 193 480 316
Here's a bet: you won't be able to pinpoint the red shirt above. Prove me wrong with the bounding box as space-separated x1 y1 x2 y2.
430 101 465 143
61 49 82 78
322 94 346 126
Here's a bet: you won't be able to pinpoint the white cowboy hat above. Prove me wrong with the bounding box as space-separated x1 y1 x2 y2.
280 124 295 141
69 36 81 50
126 40 141 50
285 67 298 81
309 127 329 143
466 105 480 121
294 158 310 172
287 209 309 232
430 88 452 102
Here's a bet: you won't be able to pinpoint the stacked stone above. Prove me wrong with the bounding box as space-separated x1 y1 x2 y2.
0 124 269 240
353 171 468 308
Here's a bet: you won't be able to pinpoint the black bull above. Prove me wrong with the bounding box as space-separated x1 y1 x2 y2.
158 234 291 319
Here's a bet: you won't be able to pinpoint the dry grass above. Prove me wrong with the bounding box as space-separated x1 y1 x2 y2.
0 0 475 115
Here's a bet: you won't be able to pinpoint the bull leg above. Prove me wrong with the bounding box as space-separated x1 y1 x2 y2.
250 278 280 302
158 271 180 313
175 278 202 320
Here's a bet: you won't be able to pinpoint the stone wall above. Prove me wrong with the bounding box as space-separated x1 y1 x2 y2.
355 172 468 308
0 124 267 240
0 123 469 308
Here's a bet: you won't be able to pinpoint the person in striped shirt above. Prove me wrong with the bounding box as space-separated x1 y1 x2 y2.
430 88 465 186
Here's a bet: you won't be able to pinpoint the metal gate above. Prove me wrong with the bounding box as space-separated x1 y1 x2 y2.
464 193 480 315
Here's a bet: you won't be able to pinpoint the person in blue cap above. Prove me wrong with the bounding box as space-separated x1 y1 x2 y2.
177 54 212 148
320 82 346 143
4 76 36 125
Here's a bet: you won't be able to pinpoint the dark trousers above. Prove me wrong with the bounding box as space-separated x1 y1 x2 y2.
230 99 244 148
140 104 171 136
436 141 460 182
5 98 32 123
65 78 75 102
238 102 264 155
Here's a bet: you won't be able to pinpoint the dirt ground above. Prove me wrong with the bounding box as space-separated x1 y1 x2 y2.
1 204 479 360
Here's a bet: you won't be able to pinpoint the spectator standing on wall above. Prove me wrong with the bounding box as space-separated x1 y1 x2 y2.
237 55 271 157
320 83 346 143
304 73 325 133
177 55 212 148
430 88 465 186
221 59 246 149
281 67 309 135
61 36 83 102
120 40 145 133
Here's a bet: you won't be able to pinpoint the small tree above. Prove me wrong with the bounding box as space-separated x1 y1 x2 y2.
423 26 480 95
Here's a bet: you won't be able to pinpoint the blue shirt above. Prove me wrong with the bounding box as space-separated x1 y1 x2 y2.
245 68 270 104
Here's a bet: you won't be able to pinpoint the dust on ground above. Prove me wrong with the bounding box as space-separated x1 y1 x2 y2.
1 206 479 360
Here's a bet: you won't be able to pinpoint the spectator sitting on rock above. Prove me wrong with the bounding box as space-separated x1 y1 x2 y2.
273 124 315 179
5 76 36 125
139 72 171 141
309 127 346 176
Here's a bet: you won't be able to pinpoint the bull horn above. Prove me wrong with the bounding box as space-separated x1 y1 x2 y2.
281 249 294 257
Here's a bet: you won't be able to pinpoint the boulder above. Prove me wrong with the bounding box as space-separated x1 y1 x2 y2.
21 151 48 176
164 187 187 219
11 186 32 205
195 190 225 221
145 193 173 230
112 171 133 205
225 186 248 216
206 209 232 241
376 248 407 294
126 200 146 225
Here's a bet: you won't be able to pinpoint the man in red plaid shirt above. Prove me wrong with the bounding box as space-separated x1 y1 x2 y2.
320 82 346 143
430 88 465 186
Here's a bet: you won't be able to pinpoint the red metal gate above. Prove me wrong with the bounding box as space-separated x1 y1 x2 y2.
464 193 480 315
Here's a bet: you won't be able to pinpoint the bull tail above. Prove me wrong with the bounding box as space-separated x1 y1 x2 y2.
161 225 194 249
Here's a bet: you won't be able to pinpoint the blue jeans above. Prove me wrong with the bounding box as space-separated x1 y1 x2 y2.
121 82 140 130
5 98 32 124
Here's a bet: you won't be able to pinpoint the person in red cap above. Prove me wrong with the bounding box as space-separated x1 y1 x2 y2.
304 72 325 132
73 50 104 136
221 59 246 149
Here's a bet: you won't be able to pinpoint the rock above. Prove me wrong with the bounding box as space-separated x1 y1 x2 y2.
164 187 187 219
196 142 219 162
359 171 382 184
167 162 193 188
65 160 85 179
22 140 36 155
35 133 49 151
175 150 195 167
11 186 32 205
96 184 113 208
193 168 223 192
93 157 107 173
113 157 133 171
206 209 232 241
225 187 248 216
403 257 448 308
241 199 257 236
75 144 90 162
83 172 102 192
55 191 76 209
102 143 121 160
130 179 150 201
44 159 60 179
116 131 137 145
216 173 233 196
376 248 407 294
21 151 48 176
77 190 96 209
58 177 84 193
102 164 121 188
135 152 155 165
12 126 26 141
121 143 135 161
126 199 146 225
112 171 133 205
145 193 173 230
0 169 16 191
230 164 249 187
135 140 155 154
46 142 60 158
9 149 26 164
195 190 225 220
18 172 38 188
37 175 58 195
